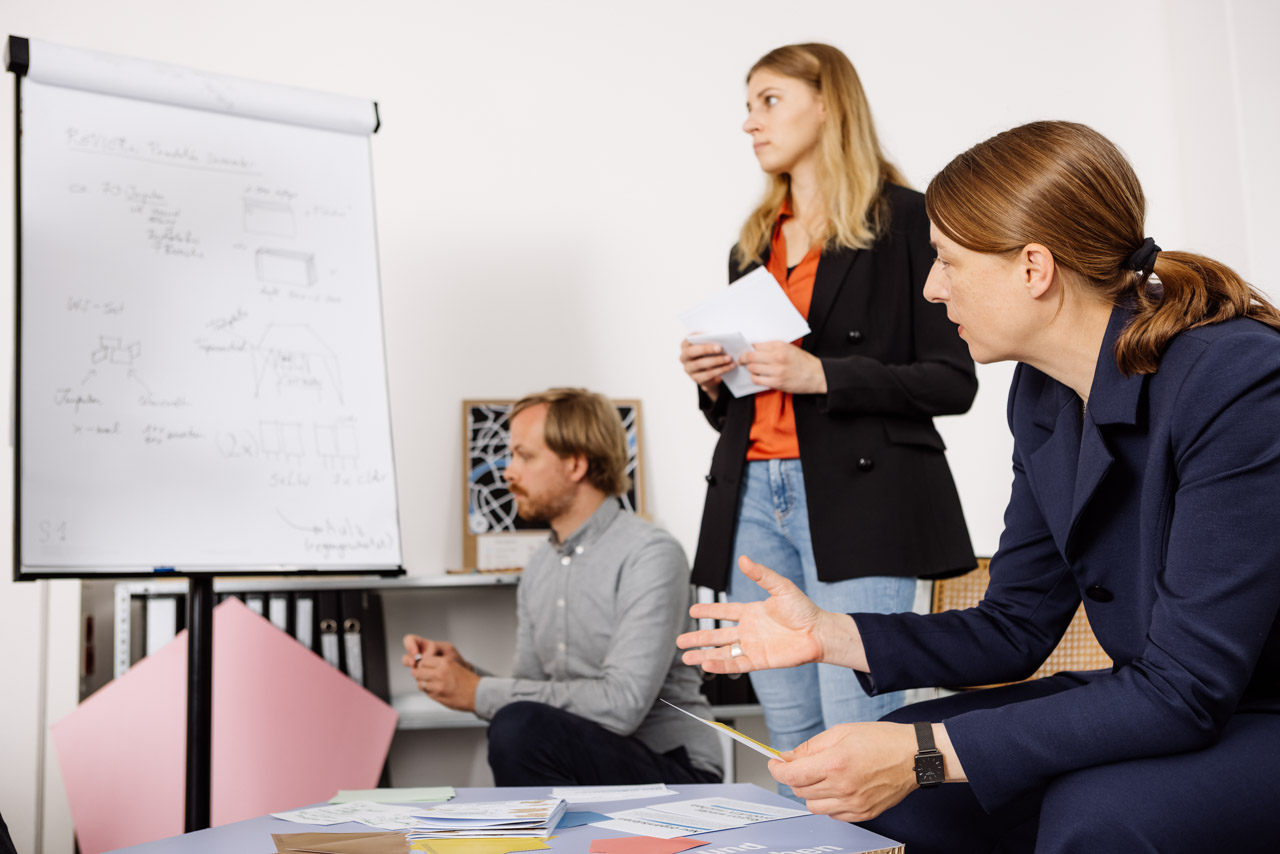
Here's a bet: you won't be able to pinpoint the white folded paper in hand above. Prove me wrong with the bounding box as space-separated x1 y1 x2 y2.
681 266 811 398
685 331 766 397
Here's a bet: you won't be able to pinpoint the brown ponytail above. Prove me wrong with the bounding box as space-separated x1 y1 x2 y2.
926 121 1280 375
1120 252 1280 374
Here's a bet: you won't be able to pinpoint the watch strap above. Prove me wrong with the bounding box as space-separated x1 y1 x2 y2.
913 720 937 751
912 721 944 788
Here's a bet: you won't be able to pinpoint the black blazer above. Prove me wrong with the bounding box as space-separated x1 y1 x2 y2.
691 185 977 589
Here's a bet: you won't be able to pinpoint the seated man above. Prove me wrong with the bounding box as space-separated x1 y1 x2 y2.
403 388 723 785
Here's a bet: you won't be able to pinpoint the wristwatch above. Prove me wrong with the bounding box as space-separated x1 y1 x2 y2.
912 721 945 788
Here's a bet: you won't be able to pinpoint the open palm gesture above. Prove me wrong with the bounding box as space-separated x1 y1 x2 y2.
677 555 835 673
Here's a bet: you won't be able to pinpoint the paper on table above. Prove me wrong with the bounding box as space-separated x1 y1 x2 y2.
680 265 811 344
684 332 767 398
273 801 422 830
331 788 455 804
660 700 781 759
589 836 708 854
557 810 610 828
407 798 566 839
595 797 808 840
550 783 678 804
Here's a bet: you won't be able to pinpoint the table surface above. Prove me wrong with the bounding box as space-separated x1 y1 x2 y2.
105 784 903 854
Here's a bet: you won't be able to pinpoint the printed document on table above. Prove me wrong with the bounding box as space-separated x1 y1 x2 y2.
550 783 678 804
680 265 811 344
272 801 422 829
593 796 807 839
661 699 781 759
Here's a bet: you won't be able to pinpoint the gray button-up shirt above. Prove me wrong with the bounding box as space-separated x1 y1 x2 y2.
473 499 722 777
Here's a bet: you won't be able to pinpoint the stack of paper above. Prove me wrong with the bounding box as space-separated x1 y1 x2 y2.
550 783 677 804
593 796 807 839
407 798 567 840
272 801 423 830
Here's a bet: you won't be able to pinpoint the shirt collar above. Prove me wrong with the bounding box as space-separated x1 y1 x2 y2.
777 197 794 223
550 498 622 556
1084 302 1145 427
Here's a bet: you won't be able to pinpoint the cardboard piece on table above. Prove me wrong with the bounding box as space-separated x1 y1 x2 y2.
51 598 398 854
274 831 409 854
589 838 707 854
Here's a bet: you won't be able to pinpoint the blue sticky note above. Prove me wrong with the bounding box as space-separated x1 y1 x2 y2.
559 810 610 828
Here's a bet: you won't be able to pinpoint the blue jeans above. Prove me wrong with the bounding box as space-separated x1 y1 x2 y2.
728 460 916 796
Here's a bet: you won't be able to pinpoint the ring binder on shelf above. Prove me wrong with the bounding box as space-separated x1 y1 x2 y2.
294 593 316 652
267 592 291 634
317 591 344 673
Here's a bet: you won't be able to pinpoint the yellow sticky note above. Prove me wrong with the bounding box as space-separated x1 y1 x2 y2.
410 839 552 854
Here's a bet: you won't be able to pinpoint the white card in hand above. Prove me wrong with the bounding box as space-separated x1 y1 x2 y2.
680 266 810 344
686 331 767 397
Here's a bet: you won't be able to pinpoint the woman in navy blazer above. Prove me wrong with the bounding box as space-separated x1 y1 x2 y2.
679 121 1280 853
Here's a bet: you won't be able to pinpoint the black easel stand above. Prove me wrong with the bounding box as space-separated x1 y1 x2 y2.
184 576 214 831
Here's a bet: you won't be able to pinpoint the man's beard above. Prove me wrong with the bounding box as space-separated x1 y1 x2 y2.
511 486 573 524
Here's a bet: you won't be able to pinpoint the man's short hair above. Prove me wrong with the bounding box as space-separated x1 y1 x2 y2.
510 388 631 497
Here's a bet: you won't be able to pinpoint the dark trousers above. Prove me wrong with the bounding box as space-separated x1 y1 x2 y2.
486 701 722 786
859 676 1280 854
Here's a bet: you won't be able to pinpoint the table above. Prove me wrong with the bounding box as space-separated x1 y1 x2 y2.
106 784 903 854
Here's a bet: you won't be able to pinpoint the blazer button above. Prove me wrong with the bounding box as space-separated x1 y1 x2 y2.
705 474 716 485
1085 585 1114 603
857 457 874 471
847 330 864 344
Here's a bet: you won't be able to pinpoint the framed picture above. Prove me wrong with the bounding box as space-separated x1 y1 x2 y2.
461 399 646 570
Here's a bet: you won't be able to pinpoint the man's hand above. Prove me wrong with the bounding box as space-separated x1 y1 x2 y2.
402 633 472 670
411 655 480 713
770 722 920 822
740 341 827 394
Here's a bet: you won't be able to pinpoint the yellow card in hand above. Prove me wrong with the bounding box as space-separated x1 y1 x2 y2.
660 699 781 758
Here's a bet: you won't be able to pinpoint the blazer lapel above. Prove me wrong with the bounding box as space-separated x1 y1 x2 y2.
803 247 858 348
1065 305 1145 554
1026 382 1083 556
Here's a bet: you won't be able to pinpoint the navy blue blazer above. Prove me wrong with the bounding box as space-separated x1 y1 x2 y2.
853 304 1280 811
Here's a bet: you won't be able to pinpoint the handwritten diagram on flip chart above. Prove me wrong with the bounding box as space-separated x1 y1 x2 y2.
14 39 400 572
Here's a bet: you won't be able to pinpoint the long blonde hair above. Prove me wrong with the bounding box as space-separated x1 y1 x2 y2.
735 43 906 271
926 121 1280 374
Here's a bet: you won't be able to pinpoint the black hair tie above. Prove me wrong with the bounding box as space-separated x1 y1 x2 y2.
1124 237 1161 276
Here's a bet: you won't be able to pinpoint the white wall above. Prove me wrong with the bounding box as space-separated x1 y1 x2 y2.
2 1 1276 850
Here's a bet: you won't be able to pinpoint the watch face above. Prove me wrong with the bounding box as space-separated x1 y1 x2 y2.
915 753 945 787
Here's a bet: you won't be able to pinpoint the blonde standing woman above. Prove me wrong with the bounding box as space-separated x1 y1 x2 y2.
679 44 977 792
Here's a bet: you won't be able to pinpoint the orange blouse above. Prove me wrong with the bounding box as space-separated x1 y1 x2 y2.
745 204 820 461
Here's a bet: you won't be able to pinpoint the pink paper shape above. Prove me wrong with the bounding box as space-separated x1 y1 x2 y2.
589 837 708 854
52 597 398 854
